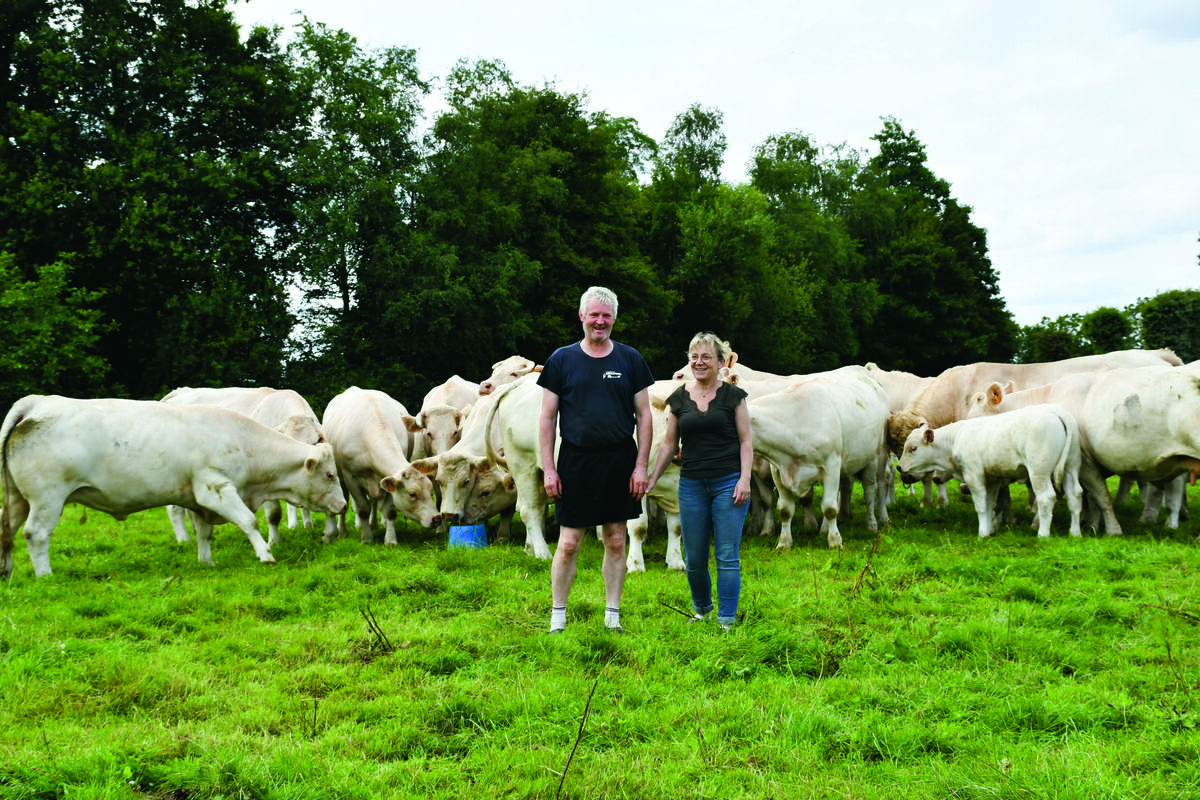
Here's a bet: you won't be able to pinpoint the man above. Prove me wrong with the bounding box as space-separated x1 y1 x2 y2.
539 286 654 634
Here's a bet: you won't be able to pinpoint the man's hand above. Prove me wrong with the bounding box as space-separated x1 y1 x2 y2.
629 464 649 500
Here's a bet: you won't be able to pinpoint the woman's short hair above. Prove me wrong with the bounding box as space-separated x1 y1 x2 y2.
579 286 619 317
688 332 731 363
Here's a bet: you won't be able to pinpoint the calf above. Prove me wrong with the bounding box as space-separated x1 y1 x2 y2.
898 404 1083 539
0 395 346 578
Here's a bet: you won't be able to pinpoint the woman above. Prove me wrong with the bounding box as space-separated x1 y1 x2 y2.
648 333 753 629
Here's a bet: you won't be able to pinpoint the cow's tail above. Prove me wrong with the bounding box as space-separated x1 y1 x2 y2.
1050 405 1081 491
0 395 35 566
484 379 527 470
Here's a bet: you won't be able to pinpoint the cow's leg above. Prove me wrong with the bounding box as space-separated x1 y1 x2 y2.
1029 473 1056 538
192 476 274 564
1139 482 1164 524
965 476 993 538
626 502 649 573
1079 457 1121 535
1114 475 1138 504
1 491 31 579
380 495 400 546
192 515 216 566
322 513 340 543
495 505 515 542
345 484 374 543
936 478 949 507
818 456 844 549
1162 476 1185 529
166 505 191 542
861 461 880 534
1063 471 1083 537
774 480 797 550
21 499 65 578
837 473 853 524
266 500 283 546
286 502 298 530
516 469 552 560
665 511 685 570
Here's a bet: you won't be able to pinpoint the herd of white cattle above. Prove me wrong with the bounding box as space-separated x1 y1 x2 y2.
2 348 1196 580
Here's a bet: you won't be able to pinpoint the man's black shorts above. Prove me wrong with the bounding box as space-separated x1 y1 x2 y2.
554 438 642 528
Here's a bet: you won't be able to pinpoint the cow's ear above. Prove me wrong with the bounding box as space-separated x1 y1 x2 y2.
503 474 516 490
402 414 423 433
1003 381 1015 395
986 383 1004 407
922 426 935 444
411 458 437 477
304 456 318 473
380 476 397 493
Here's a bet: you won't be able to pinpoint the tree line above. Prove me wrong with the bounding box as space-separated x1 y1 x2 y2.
2 0 1197 414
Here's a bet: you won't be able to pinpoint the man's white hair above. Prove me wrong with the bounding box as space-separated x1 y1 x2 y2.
579 286 619 317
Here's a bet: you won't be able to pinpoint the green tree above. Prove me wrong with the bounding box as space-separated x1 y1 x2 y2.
1016 315 1082 363
281 19 427 404
0 0 303 398
848 118 1016 374
410 61 673 390
750 132 877 371
1137 289 1200 362
1078 306 1133 353
0 254 108 409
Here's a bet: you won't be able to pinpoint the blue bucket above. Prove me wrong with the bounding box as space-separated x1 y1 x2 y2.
448 524 487 549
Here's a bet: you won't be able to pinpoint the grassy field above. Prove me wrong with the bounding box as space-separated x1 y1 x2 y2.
2 481 1199 799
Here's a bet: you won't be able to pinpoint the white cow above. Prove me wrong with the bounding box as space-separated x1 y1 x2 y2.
898 405 1084 539
967 362 1200 536
410 375 527 541
749 365 891 549
406 375 479 460
160 386 327 543
484 377 558 559
478 355 540 396
0 395 346 578
321 387 441 544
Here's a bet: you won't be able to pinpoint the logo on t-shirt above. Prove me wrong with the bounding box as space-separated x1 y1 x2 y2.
603 371 623 379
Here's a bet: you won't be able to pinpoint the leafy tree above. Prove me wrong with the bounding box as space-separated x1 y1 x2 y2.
750 132 876 371
1078 306 1133 354
281 18 427 404
1137 289 1200 362
642 104 727 285
848 118 1017 374
0 0 303 398
410 61 673 391
1016 315 1082 363
0 253 108 410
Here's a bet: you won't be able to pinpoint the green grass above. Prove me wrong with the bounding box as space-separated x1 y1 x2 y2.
2 481 1199 799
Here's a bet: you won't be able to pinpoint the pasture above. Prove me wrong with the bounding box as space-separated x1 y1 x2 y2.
2 481 1199 799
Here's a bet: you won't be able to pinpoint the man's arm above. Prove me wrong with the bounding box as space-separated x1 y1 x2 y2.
539 388 562 499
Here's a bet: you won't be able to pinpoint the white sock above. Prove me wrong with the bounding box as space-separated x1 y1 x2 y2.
605 606 621 629
550 606 567 632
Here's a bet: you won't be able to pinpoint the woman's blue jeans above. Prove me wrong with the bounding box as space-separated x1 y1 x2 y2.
677 473 748 625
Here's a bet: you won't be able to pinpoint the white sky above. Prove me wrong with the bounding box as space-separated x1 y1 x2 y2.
233 0 1199 327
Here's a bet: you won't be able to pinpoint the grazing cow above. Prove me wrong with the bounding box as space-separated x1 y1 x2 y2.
410 375 526 541
321 387 441 544
748 366 890 549
478 355 540 396
886 349 1183 456
967 362 1200 536
898 405 1084 539
160 386 327 543
0 395 346 578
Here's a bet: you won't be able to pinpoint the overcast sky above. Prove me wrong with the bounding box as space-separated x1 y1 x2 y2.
232 0 1199 327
